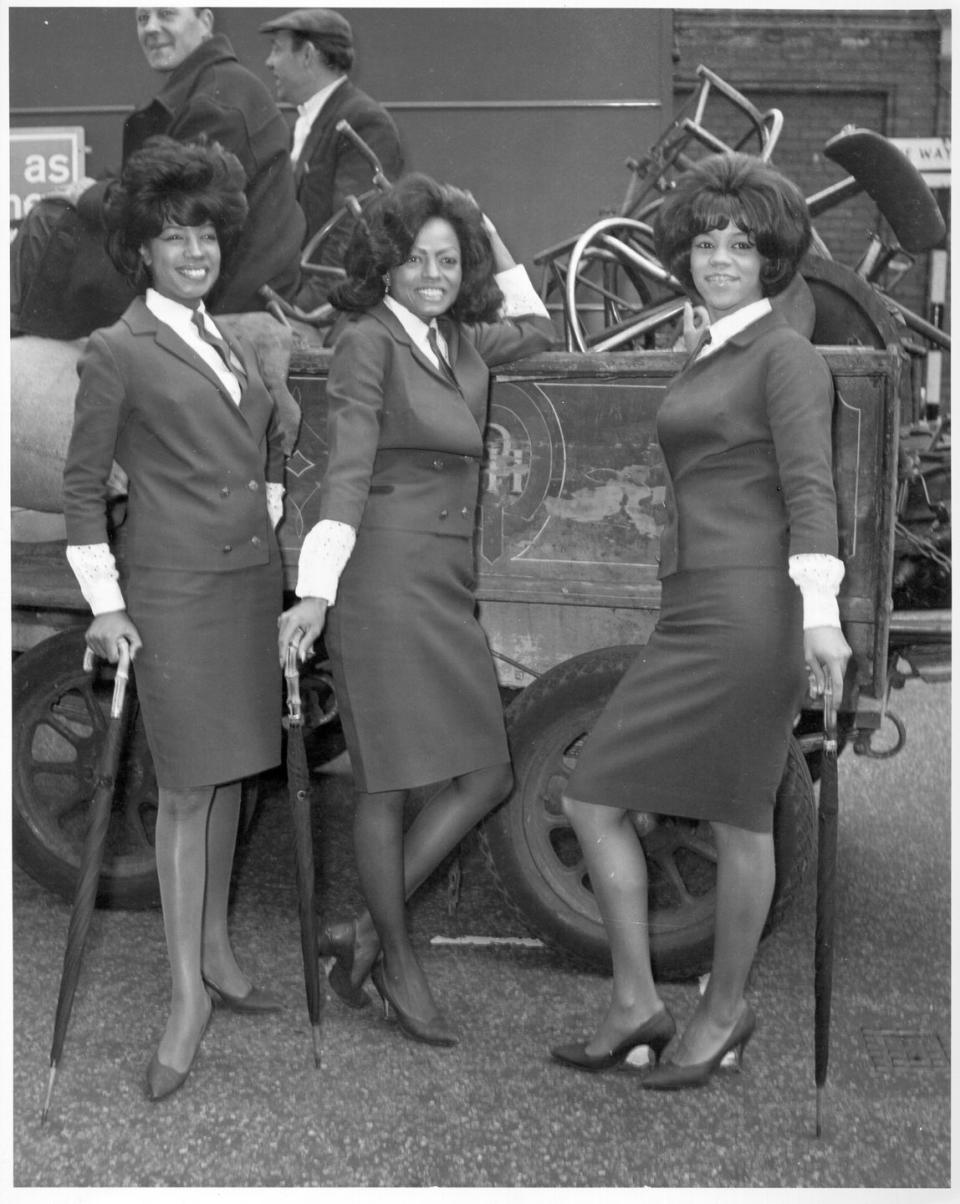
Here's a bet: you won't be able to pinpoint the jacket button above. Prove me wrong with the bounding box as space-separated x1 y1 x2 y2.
222 544 232 553
460 506 470 518
251 535 261 546
433 458 444 471
439 508 448 520
248 480 259 491
220 486 230 496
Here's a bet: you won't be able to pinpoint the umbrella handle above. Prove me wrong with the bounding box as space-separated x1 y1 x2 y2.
285 643 303 725
823 686 838 749
83 639 132 719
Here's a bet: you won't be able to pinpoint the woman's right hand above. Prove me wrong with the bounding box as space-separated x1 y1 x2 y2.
278 597 329 666
680 300 711 352
85 610 143 663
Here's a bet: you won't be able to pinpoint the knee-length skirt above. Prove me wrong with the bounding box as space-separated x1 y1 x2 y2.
123 554 282 790
325 527 509 793
565 567 807 833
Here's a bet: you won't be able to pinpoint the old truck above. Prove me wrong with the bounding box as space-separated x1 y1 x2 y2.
10 68 950 980
10 259 949 980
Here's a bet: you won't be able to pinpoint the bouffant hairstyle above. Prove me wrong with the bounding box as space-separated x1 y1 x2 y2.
104 135 248 287
653 152 812 299
331 173 504 323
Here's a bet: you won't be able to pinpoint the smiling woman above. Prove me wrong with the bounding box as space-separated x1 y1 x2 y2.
62 135 288 1103
276 173 555 1046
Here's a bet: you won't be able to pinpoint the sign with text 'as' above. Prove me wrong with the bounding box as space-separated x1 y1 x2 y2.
10 127 86 225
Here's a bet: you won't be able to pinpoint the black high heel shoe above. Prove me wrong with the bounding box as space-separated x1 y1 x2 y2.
641 1004 756 1091
202 976 283 1014
551 1007 676 1072
146 999 212 1102
370 961 460 1048
317 920 375 1010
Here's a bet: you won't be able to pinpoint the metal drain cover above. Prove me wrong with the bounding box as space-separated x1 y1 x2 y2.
862 1028 949 1071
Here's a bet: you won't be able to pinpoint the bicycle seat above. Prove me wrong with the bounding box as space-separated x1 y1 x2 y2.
823 127 946 253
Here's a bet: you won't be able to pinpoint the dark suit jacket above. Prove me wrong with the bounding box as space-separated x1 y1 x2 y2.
318 303 554 536
656 308 838 578
80 35 305 313
294 80 403 307
64 296 284 573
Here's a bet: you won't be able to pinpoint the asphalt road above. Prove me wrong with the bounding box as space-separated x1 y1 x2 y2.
8 676 950 1193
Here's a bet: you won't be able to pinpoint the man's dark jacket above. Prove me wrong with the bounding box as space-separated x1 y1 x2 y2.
13 34 305 337
99 33 305 312
294 78 403 309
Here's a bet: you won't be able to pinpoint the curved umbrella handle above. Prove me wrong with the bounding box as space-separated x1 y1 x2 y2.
83 639 132 718
285 643 303 726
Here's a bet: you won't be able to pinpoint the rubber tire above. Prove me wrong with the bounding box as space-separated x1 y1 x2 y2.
12 627 162 908
479 645 816 980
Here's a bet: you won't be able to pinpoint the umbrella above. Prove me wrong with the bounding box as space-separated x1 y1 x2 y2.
814 685 840 1138
41 639 132 1124
284 645 324 1067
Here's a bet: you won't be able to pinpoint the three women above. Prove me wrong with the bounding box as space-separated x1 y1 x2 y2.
67 139 848 1092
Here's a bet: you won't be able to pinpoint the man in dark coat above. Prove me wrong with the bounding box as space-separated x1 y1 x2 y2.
261 8 403 311
12 7 304 336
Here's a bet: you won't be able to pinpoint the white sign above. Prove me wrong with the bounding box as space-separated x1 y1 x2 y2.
889 137 951 189
10 126 86 223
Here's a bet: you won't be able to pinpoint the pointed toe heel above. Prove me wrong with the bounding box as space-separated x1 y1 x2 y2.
145 1006 211 1102
370 962 460 1048
642 1005 756 1092
550 1007 676 1072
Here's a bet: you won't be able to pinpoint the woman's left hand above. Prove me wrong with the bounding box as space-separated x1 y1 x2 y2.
277 597 328 666
804 625 852 701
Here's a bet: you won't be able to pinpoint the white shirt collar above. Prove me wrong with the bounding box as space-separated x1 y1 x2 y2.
144 287 210 334
383 294 448 367
297 75 346 123
701 298 771 356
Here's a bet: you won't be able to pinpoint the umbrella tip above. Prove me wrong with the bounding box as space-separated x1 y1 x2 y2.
815 1086 824 1139
41 1065 57 1124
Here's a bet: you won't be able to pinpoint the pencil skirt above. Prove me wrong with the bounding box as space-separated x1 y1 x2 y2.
325 526 509 793
123 555 283 790
565 567 808 833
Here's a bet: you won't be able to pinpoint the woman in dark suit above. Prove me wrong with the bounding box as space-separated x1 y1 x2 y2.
278 174 554 1046
63 137 286 1101
550 153 851 1088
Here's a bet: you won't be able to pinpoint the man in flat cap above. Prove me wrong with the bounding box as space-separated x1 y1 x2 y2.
13 7 305 336
263 8 404 309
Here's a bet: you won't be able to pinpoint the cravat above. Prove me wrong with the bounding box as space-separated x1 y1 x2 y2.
192 310 245 381
427 325 457 385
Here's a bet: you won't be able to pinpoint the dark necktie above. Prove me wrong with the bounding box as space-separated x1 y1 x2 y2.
192 310 245 382
427 325 457 385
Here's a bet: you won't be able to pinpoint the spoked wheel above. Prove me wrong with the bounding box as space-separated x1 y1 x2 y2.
563 218 686 353
12 627 161 907
480 645 816 979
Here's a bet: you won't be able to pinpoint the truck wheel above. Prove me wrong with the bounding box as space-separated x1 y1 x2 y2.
12 628 161 908
479 645 815 980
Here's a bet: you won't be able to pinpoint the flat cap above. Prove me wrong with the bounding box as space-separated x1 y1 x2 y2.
259 8 353 44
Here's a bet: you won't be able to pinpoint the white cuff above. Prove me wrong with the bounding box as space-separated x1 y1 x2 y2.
789 553 844 629
66 543 126 615
266 481 285 529
495 265 549 319
296 519 357 605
